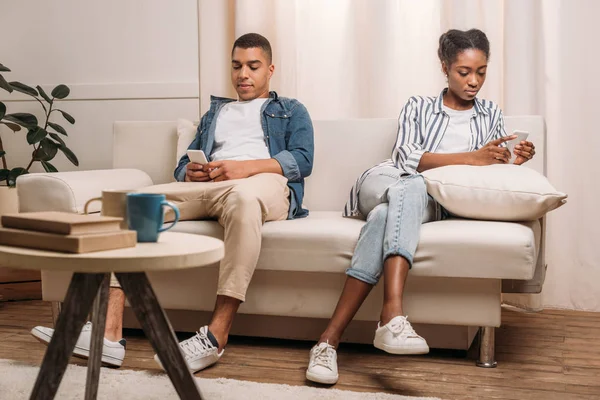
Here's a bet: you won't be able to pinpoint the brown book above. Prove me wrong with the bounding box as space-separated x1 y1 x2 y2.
1 211 123 235
0 227 137 254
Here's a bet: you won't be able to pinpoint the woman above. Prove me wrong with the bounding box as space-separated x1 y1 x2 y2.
305 28 536 385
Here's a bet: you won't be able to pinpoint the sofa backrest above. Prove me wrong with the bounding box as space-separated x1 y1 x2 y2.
113 116 545 212
113 121 180 186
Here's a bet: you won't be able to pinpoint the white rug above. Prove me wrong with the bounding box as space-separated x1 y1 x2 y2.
0 359 441 400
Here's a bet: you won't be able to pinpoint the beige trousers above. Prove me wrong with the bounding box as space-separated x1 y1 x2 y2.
111 173 289 301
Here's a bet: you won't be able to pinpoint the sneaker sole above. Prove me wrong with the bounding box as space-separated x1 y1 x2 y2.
373 339 430 355
153 353 221 374
31 328 124 367
306 370 339 385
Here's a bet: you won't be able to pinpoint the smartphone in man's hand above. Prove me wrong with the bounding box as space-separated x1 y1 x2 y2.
187 150 208 165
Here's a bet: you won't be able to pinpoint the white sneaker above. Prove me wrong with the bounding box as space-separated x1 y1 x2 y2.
306 341 339 384
154 326 223 373
373 316 429 355
31 322 126 367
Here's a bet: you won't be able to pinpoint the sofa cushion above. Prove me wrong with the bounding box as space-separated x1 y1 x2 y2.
170 211 540 280
422 164 567 221
175 119 198 167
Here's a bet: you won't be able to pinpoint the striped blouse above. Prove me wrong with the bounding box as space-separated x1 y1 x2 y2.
343 89 507 217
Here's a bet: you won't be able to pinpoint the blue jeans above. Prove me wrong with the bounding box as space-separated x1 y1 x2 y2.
346 166 444 285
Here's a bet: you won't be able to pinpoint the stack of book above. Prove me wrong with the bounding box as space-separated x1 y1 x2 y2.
0 212 137 253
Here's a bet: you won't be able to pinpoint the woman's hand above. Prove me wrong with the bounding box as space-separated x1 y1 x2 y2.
513 141 536 165
469 135 516 166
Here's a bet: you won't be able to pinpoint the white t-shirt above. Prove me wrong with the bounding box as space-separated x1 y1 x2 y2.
436 105 474 153
210 98 271 161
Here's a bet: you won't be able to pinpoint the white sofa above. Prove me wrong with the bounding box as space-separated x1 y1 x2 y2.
16 117 547 367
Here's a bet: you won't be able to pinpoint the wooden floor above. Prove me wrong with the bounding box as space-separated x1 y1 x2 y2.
1 301 599 400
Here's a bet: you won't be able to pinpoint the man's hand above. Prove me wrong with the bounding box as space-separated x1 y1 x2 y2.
185 162 212 182
469 135 516 166
513 140 536 165
205 160 253 182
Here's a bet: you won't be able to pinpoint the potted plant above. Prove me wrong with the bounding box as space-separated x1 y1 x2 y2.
0 62 79 214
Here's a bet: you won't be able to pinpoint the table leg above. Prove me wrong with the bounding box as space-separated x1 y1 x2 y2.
85 273 110 400
29 273 106 400
115 272 203 400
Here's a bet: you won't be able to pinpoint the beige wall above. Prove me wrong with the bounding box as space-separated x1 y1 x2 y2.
0 0 200 172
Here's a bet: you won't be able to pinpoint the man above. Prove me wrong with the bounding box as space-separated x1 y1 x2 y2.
31 33 314 373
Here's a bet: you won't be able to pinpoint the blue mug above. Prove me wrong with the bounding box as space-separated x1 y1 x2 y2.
126 193 180 242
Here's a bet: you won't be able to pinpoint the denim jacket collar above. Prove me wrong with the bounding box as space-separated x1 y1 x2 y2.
209 91 279 104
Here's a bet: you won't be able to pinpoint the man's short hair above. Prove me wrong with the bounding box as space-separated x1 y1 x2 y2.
232 33 272 64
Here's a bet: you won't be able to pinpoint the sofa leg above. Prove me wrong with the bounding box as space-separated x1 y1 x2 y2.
476 326 497 368
51 301 62 328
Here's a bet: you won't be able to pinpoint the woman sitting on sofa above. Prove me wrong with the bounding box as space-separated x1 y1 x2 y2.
305 28 536 385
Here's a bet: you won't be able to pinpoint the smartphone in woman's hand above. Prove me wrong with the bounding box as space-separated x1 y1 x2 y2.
505 130 529 164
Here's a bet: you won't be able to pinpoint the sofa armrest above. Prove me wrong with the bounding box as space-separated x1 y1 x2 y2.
16 169 153 214
502 216 547 294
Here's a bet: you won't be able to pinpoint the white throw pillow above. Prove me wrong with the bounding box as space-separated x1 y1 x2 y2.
421 164 567 221
175 118 199 167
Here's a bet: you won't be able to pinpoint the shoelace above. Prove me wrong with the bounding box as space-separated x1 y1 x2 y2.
310 343 335 370
180 327 215 359
388 317 419 338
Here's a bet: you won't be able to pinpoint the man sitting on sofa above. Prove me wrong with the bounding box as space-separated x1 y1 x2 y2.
31 32 314 373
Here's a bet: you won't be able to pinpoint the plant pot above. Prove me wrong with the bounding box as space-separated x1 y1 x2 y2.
0 186 19 216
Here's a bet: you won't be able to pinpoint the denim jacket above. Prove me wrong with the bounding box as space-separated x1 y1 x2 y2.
174 91 314 219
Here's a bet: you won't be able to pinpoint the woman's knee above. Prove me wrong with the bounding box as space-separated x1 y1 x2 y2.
390 175 426 195
407 174 427 196
366 202 388 223
386 175 429 210
357 169 401 216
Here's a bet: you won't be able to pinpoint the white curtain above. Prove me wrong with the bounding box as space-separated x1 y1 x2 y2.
198 0 600 312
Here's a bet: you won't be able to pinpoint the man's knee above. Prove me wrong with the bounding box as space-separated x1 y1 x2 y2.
223 187 263 222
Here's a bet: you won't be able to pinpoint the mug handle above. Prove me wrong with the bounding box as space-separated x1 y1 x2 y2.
84 197 102 214
159 201 180 232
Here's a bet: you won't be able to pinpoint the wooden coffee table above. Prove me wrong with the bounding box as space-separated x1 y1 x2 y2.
0 231 224 400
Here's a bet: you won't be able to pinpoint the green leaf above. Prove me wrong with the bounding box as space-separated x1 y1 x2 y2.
9 81 38 97
58 144 79 166
47 121 67 135
36 86 52 103
0 168 9 182
26 127 48 144
1 122 21 132
3 113 38 128
36 138 58 161
7 167 28 187
0 64 10 72
41 160 58 173
49 132 65 146
0 74 12 93
51 84 70 99
0 102 5 119
56 109 75 124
